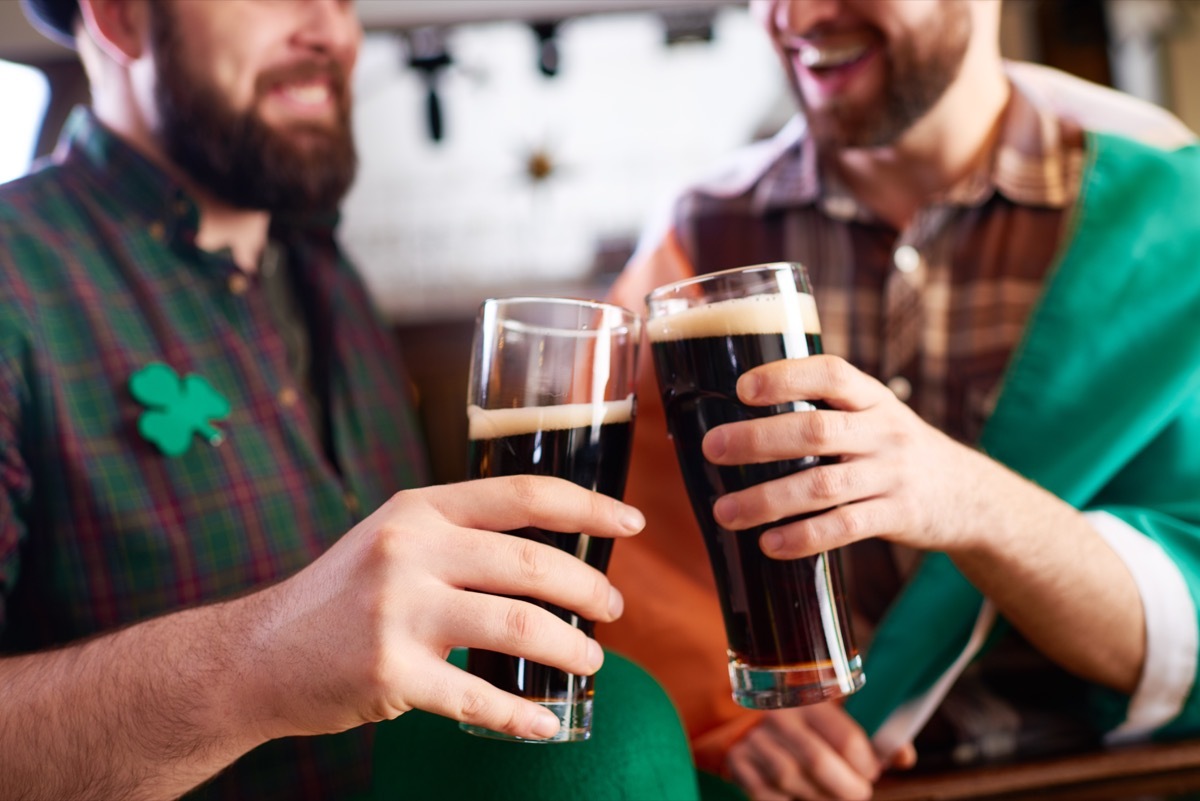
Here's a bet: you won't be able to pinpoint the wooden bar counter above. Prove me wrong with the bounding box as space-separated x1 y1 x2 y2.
873 739 1200 801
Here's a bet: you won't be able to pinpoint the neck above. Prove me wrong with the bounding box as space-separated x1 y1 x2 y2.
92 100 270 273
830 54 1011 230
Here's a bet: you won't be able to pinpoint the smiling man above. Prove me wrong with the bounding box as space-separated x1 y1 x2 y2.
602 1 1200 799
0 2 694 800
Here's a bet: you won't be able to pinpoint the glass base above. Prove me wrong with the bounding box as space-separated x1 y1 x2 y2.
730 653 865 709
459 699 592 743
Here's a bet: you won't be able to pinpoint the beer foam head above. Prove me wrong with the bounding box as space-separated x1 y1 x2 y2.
646 293 821 343
468 395 634 440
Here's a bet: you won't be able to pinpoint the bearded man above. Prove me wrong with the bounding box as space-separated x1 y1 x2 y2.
0 1 704 799
600 1 1200 799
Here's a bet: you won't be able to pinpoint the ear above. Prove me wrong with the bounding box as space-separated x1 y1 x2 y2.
77 0 151 66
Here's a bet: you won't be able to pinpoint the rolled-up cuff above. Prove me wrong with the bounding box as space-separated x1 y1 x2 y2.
1086 510 1198 742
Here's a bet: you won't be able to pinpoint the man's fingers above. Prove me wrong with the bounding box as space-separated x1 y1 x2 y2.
440 528 623 624
735 730 818 800
737 354 889 411
802 704 881 782
758 500 894 559
703 408 868 465
422 476 645 539
712 462 886 533
431 590 605 677
765 717 873 801
406 658 564 741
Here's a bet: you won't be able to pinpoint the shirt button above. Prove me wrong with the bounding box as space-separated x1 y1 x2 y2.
824 195 858 220
278 386 300 408
887 376 913 402
893 245 921 274
344 491 360 514
228 274 250 295
148 221 166 241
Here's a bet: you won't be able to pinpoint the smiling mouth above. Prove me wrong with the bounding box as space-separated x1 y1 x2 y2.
276 80 333 106
797 41 871 71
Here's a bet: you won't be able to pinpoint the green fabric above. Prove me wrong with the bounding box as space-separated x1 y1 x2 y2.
845 132 1200 738
362 649 701 800
696 771 748 801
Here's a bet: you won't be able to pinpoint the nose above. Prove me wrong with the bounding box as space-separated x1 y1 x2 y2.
293 0 363 63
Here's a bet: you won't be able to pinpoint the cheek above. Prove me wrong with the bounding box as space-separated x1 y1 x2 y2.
209 58 260 108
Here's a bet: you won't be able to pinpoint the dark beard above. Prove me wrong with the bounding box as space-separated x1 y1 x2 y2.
801 2 972 149
149 5 357 214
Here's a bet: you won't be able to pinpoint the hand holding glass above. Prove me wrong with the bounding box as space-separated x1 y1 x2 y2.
646 263 863 709
462 296 640 742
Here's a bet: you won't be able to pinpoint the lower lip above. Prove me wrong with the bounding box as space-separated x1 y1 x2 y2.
795 46 879 102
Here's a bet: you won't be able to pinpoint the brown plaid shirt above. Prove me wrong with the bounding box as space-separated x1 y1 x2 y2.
672 85 1084 450
605 70 1142 769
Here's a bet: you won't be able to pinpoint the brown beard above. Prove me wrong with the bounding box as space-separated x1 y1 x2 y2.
796 0 972 149
149 3 357 214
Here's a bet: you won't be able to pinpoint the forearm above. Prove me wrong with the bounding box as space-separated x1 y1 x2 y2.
0 599 268 801
948 450 1145 694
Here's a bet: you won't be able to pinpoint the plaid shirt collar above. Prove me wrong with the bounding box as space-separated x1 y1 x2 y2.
753 65 1077 221
55 106 341 255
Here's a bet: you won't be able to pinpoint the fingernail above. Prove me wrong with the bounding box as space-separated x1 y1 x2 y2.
761 529 784 555
608 587 625 619
713 496 738 527
532 710 561 738
738 373 761 401
587 638 604 671
620 508 645 533
704 428 727 459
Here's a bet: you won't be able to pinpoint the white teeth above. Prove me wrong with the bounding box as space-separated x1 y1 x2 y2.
282 83 330 105
798 42 868 69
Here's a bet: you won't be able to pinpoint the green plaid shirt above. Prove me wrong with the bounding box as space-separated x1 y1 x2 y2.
0 108 429 799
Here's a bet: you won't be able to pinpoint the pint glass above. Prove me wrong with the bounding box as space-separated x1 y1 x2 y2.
647 263 863 709
461 297 640 742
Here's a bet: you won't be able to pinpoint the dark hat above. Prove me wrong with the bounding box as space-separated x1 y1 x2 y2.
20 0 80 49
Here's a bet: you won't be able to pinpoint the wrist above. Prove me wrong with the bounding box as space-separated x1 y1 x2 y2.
207 589 288 748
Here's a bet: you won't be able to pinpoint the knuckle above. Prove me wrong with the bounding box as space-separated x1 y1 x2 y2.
370 523 408 563
509 474 541 508
807 466 844 502
804 411 832 449
836 506 866 542
514 539 551 583
458 686 490 721
825 355 854 385
504 603 541 647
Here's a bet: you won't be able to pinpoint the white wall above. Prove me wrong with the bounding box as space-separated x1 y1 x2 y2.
340 6 785 321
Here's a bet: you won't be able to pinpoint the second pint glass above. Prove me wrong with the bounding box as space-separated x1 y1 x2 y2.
461 296 640 742
647 263 864 709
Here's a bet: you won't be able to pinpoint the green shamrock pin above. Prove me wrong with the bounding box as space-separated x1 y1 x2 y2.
130 362 231 457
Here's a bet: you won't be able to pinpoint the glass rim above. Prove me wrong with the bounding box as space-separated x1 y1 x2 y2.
479 295 641 336
645 262 810 303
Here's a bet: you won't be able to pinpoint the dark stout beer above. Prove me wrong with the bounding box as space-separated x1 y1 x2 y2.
465 399 634 707
649 294 859 701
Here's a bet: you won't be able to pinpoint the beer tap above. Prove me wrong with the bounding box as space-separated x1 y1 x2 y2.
404 27 452 143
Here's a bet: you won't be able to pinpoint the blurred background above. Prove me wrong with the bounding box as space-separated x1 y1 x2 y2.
3 0 1199 479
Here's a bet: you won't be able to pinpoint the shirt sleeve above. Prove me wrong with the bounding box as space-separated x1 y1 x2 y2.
1085 510 1199 742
